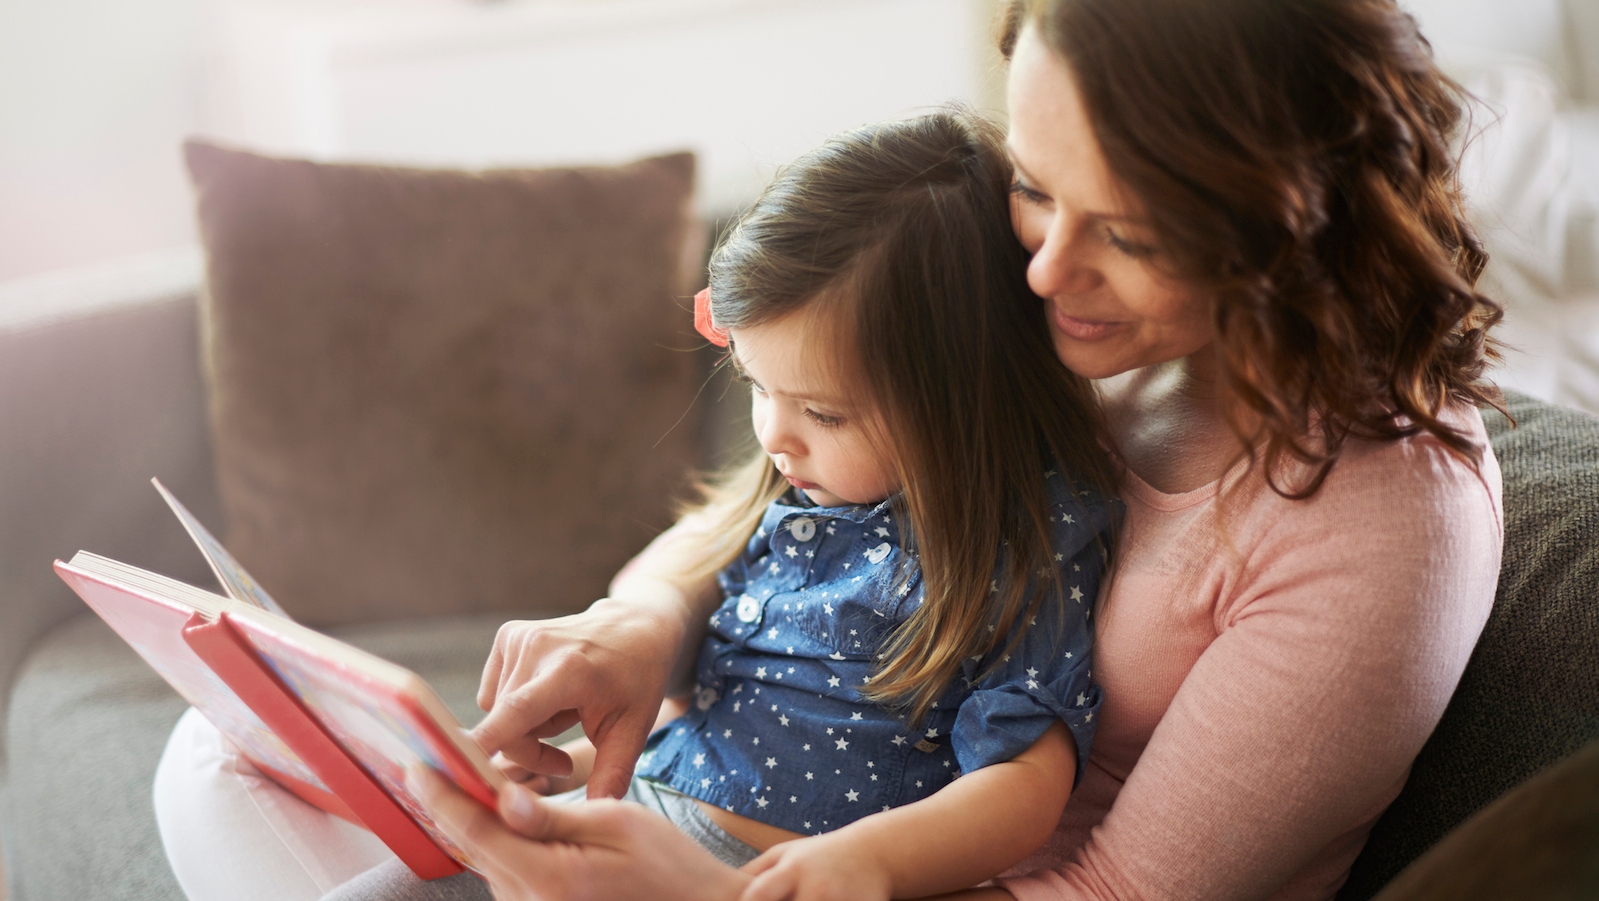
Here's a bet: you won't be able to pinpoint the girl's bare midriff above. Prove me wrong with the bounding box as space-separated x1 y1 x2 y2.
695 800 804 852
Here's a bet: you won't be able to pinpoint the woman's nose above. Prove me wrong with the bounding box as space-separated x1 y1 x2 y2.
1027 226 1102 299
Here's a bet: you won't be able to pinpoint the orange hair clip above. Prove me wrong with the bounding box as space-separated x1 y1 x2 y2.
694 287 730 347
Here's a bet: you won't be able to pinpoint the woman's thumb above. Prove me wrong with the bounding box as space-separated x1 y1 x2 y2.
498 782 567 840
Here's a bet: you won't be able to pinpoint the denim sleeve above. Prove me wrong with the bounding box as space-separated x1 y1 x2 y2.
950 485 1117 785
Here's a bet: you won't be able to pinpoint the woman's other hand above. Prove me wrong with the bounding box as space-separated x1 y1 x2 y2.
408 766 750 901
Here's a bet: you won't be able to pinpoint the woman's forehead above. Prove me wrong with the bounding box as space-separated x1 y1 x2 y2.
1005 25 1142 220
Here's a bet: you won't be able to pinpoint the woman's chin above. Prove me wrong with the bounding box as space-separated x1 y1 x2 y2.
1050 332 1131 380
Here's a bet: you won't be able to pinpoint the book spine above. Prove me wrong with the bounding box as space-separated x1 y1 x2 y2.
181 612 464 879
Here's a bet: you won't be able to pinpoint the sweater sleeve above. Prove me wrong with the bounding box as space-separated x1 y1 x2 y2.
998 433 1503 901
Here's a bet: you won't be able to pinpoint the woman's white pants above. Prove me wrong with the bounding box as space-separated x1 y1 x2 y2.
152 708 396 901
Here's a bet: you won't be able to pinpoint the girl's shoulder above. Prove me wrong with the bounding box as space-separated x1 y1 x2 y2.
1042 466 1124 543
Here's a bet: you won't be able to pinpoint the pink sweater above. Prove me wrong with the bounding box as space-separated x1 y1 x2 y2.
997 406 1504 901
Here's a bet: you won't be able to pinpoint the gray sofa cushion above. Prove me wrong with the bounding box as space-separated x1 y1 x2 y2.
2 611 507 901
1368 738 1599 901
1341 390 1599 898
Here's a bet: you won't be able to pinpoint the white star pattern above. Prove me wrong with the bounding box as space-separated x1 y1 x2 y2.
634 491 1101 836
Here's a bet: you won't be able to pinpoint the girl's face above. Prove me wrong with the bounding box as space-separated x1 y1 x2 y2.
1005 25 1214 380
729 311 897 508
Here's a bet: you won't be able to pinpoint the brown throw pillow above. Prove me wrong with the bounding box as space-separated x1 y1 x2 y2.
185 140 704 626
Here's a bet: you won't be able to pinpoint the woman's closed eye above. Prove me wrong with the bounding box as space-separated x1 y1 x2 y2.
1009 179 1049 206
1103 226 1157 258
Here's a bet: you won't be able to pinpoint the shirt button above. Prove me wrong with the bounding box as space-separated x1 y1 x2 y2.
736 594 761 623
788 517 816 542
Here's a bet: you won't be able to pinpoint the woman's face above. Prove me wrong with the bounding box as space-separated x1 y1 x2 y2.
1006 25 1213 380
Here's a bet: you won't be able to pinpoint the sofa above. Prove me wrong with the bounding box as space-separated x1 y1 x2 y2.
1 149 1596 901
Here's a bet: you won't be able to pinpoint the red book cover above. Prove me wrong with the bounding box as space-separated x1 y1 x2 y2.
222 606 503 871
54 553 502 879
53 559 340 813
182 614 463 879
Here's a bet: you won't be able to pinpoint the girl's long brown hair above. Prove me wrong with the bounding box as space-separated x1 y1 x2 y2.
675 109 1118 722
1002 0 1504 498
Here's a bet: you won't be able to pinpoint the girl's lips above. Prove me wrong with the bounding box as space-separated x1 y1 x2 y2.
785 475 820 490
1051 304 1123 341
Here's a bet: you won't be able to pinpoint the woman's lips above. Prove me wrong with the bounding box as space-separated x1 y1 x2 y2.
785 475 820 490
1051 304 1123 341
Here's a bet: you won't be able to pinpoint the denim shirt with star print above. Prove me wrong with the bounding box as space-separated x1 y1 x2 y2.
635 471 1117 836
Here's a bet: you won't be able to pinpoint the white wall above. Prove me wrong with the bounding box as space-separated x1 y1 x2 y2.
0 0 1003 284
201 0 1005 216
0 0 205 281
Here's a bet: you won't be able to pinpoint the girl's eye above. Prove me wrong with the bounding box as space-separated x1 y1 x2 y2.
1009 179 1048 206
1104 227 1157 259
804 409 843 428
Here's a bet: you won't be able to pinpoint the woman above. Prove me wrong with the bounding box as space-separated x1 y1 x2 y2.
155 0 1505 898
418 1 1505 899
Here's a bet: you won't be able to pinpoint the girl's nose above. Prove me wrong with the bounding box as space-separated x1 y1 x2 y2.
1027 225 1102 299
756 407 804 458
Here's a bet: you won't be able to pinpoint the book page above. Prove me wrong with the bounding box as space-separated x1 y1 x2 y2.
152 477 292 619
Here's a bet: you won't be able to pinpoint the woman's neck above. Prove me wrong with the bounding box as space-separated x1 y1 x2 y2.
1097 348 1245 495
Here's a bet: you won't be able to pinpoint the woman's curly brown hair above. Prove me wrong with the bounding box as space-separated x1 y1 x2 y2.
1002 0 1505 497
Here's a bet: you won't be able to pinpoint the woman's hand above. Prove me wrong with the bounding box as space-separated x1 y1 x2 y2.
473 516 723 800
740 834 893 901
473 594 686 800
408 766 751 901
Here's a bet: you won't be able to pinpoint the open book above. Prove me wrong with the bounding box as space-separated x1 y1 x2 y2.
54 480 504 879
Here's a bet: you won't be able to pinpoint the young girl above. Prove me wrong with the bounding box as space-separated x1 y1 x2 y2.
514 107 1122 900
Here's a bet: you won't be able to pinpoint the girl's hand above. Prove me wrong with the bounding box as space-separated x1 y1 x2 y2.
740 834 894 901
408 766 752 901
